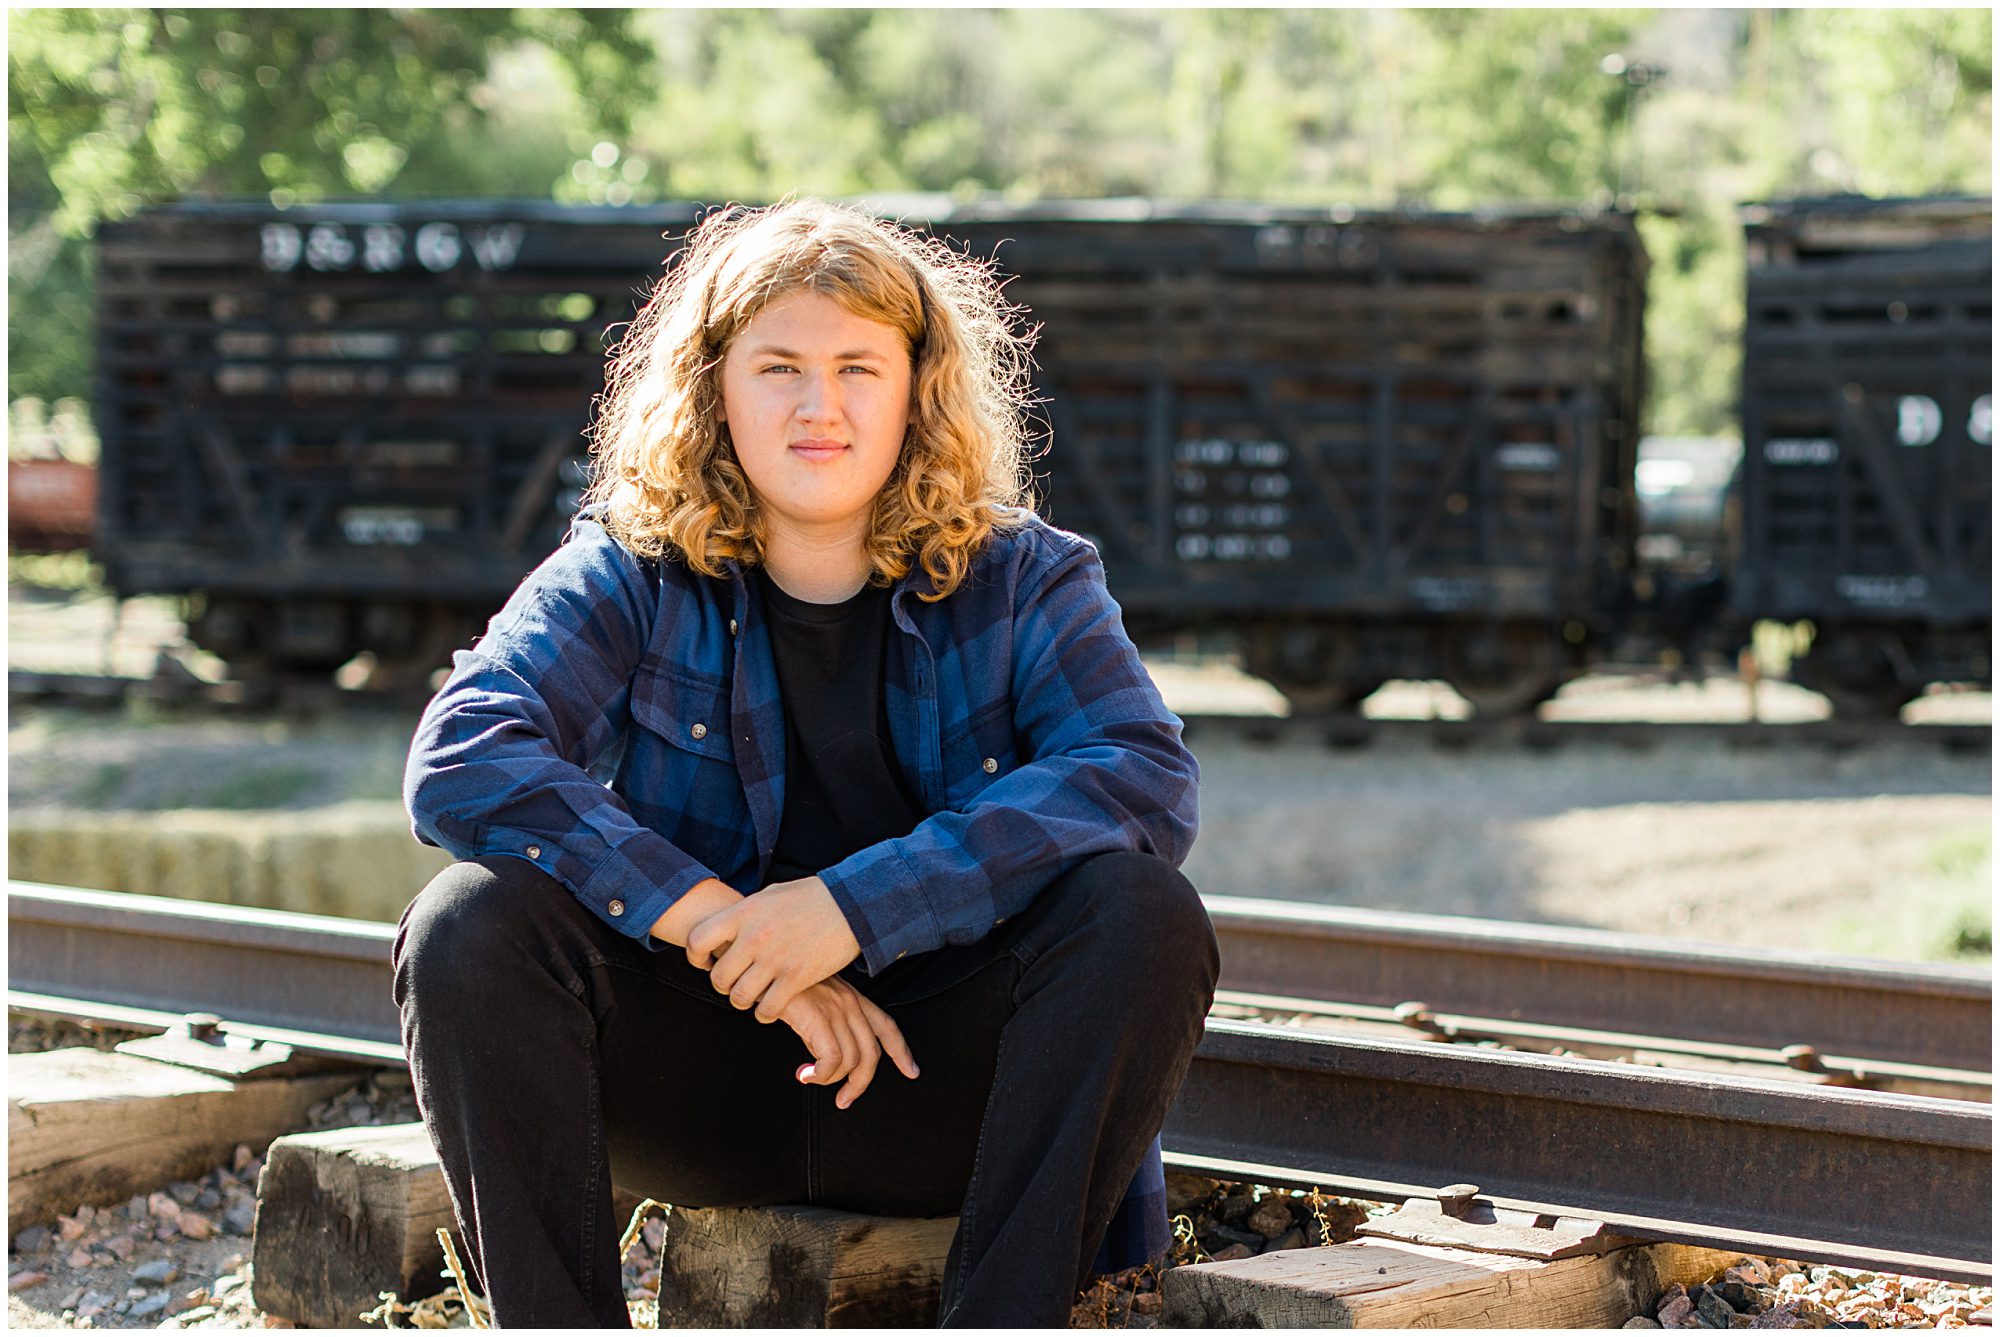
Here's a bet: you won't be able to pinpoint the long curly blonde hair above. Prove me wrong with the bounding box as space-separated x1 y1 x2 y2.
584 199 1039 600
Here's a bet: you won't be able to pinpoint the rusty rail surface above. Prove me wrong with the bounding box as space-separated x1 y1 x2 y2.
1204 895 1993 1072
8 881 1991 1281
1176 709 1992 755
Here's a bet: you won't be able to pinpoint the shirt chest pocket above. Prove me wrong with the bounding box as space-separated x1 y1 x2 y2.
623 669 749 861
939 697 1018 807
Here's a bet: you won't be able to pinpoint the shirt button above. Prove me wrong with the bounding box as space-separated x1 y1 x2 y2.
526 844 542 859
608 899 625 917
982 757 998 774
728 618 738 635
994 917 1006 926
690 722 708 740
896 950 908 960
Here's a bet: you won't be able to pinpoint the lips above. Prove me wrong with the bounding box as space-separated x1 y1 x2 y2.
788 439 848 459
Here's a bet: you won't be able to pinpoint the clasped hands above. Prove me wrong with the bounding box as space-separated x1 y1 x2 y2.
656 876 918 1109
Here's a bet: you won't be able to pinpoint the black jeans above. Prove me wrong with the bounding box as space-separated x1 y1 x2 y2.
392 851 1218 1328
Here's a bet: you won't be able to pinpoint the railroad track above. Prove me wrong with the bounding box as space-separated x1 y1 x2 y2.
1178 710 1993 754
7 881 1991 1283
10 667 1990 752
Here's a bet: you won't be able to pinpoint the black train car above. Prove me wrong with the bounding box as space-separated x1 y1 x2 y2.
1734 195 1991 716
93 200 700 682
96 198 1646 710
929 201 1650 714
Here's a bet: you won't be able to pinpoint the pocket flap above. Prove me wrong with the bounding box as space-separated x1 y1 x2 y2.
630 668 735 762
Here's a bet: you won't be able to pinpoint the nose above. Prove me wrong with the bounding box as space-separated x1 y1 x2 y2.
795 368 844 425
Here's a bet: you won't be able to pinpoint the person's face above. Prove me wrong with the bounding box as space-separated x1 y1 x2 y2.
717 288 914 542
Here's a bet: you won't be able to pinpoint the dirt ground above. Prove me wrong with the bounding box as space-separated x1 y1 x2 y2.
7 582 1993 962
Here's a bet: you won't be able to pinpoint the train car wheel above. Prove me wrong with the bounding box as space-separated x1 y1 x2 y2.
1243 628 1380 716
1443 630 1565 718
1790 639 1911 719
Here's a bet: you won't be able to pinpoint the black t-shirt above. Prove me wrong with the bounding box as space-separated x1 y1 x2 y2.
755 569 923 885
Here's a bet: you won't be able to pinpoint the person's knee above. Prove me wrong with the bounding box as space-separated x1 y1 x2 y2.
1061 851 1218 991
393 856 559 1004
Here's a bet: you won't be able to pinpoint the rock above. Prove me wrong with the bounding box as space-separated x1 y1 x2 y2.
222 1202 257 1236
102 1234 137 1260
167 1181 202 1207
125 1195 148 1220
147 1191 181 1221
132 1258 179 1285
65 1248 92 1269
1210 1223 1265 1251
1749 1307 1809 1329
1132 1291 1162 1316
1660 1288 1699 1329
155 1221 181 1242
167 1288 208 1316
178 1211 216 1241
1626 1318 1664 1329
9 1270 50 1292
177 1305 219 1323
263 1314 296 1327
1209 1242 1254 1262
233 1144 255 1174
13 1225 52 1254
1718 1281 1765 1313
1164 1172 1211 1216
57 1211 89 1242
58 1286 85 1311
1245 1197 1294 1239
1698 1289 1742 1328
195 1188 223 1212
1217 1192 1256 1223
212 1274 248 1299
77 1291 111 1318
130 1291 170 1318
1267 1227 1306 1253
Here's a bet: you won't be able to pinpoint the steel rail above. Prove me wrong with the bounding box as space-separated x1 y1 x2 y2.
8 882 1991 1281
1167 1022 1991 1284
1176 710 1992 754
8 882 402 1057
1204 894 1993 1072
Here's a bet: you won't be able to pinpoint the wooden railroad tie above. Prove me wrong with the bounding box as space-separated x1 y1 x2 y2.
7 1041 358 1236
1162 1186 1740 1328
251 1121 957 1327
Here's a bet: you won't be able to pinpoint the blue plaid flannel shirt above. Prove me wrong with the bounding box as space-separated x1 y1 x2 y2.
403 508 1200 1274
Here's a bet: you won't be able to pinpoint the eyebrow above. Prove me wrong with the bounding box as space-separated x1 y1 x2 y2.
741 344 892 362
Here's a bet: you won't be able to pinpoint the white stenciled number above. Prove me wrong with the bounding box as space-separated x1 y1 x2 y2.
259 223 302 272
305 223 356 271
362 225 406 273
1969 394 1992 447
1895 394 1942 447
415 222 462 272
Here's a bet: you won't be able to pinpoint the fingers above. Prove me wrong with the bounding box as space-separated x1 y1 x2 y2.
727 961 777 1013
707 940 751 997
860 997 921 1081
833 1001 879 1110
754 971 809 1025
685 914 734 971
794 995 856 1087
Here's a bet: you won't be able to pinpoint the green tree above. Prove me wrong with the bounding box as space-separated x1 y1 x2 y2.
8 8 654 403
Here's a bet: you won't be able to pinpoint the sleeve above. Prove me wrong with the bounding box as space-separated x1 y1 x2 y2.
817 541 1200 973
402 520 721 946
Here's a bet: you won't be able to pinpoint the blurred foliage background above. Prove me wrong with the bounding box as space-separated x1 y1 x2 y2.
9 7 1992 447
